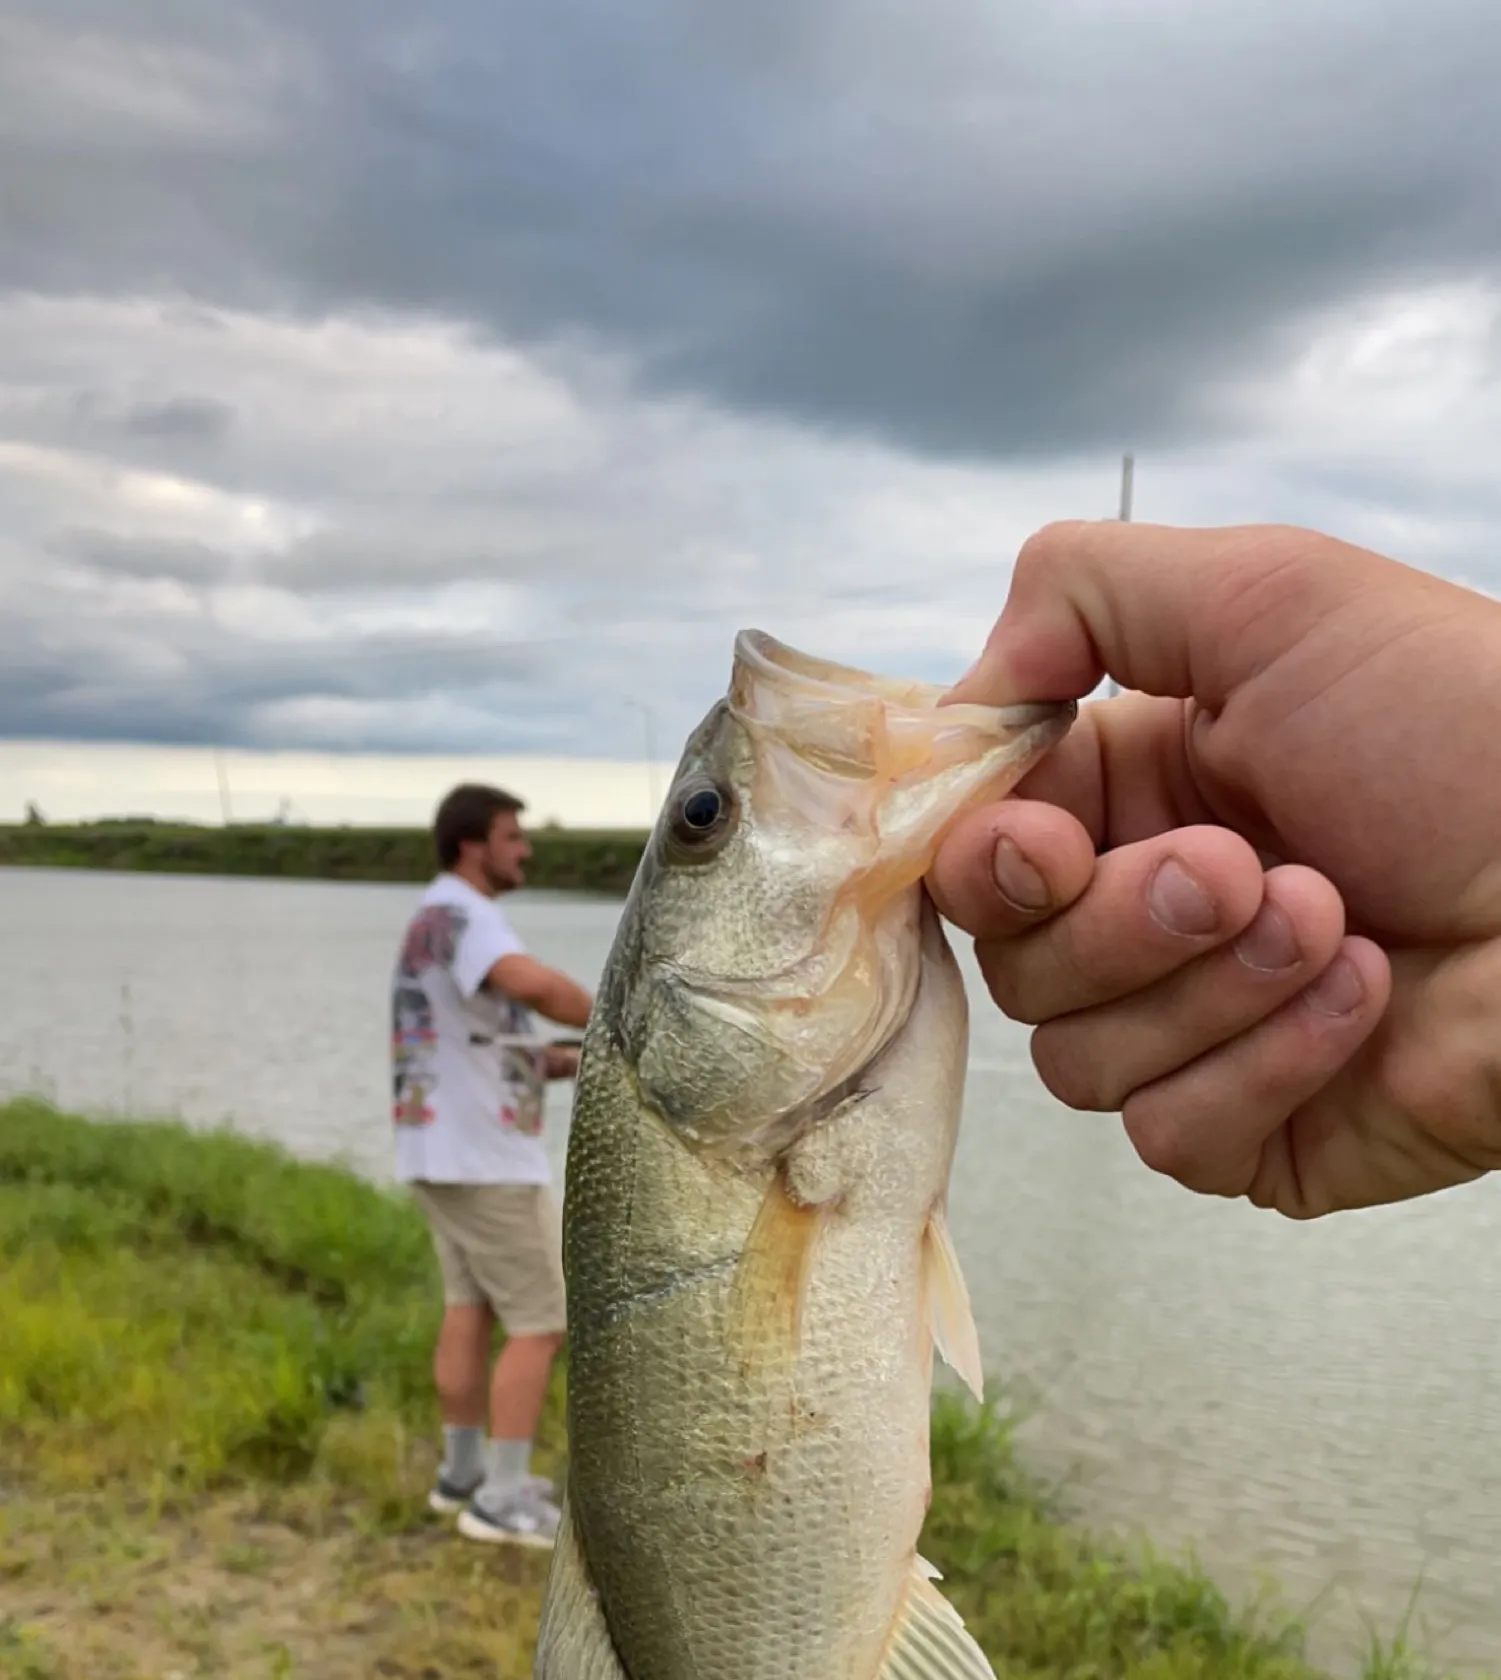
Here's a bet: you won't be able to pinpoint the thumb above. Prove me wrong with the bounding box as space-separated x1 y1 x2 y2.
944 520 1423 709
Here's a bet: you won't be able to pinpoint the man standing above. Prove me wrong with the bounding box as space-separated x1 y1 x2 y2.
390 782 593 1549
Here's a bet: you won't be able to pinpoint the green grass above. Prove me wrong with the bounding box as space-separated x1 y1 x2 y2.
0 1096 565 1524
0 1097 1481 1679
0 819 650 894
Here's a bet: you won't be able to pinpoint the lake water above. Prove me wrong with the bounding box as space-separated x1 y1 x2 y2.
2 865 1498 1676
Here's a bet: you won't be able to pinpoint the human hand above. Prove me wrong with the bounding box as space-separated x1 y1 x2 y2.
543 1043 582 1081
929 521 1501 1217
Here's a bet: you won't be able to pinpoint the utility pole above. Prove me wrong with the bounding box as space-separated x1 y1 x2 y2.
642 704 660 820
214 748 233 825
1104 453 1134 698
621 698 661 824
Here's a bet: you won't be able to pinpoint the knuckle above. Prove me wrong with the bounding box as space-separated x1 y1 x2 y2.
1047 920 1100 1000
1244 1168 1323 1220
1122 1096 1203 1186
1031 1026 1126 1111
978 899 1109 1025
1026 916 1104 1021
1013 520 1087 586
975 941 1043 1025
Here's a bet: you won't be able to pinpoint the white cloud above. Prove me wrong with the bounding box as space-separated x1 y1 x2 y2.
1219 279 1500 446
1 269 1499 792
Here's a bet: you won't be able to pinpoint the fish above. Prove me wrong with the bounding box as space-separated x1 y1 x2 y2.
533 629 1075 1680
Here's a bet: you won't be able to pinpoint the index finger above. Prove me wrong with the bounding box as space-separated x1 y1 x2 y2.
943 519 1417 709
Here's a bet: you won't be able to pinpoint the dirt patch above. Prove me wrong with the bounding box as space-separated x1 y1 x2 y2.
0 1487 551 1679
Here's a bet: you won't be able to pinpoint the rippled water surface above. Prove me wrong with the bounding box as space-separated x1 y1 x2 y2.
3 867 1498 1675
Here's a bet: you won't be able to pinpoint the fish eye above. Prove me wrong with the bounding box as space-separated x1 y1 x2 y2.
667 776 735 855
682 788 723 830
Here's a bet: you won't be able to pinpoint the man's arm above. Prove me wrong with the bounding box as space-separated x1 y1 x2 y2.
484 953 593 1029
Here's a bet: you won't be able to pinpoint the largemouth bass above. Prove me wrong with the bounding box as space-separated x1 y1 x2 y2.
534 630 1074 1680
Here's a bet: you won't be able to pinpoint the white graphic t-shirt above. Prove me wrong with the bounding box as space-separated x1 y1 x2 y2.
390 873 551 1186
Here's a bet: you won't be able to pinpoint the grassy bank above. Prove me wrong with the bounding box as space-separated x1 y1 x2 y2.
0 1100 1473 1680
0 820 650 895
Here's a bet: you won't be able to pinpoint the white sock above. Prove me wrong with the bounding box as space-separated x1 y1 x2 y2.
476 1437 533 1513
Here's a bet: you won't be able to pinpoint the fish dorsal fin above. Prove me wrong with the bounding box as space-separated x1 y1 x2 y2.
875 1554 998 1680
532 1499 630 1680
922 1208 985 1403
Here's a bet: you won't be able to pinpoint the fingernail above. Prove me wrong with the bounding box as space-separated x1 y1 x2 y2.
1234 903 1301 973
1303 955 1365 1018
992 836 1051 913
1147 857 1219 937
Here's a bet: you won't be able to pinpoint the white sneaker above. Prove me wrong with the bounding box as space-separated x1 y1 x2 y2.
456 1487 561 1550
429 1470 555 1516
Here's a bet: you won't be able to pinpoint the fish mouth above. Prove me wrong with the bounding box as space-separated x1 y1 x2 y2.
732 628 1076 736
726 627 1075 855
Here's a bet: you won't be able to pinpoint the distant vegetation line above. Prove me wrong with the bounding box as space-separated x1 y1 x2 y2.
0 819 652 895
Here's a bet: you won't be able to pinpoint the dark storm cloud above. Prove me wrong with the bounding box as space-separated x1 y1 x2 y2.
0 571 546 752
259 515 618 595
50 528 236 585
0 379 236 469
121 396 234 443
2 0 1499 460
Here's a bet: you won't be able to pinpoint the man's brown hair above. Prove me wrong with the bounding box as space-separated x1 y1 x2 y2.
432 782 526 870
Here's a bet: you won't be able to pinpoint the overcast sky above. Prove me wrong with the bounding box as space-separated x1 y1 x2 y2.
3 0 1500 821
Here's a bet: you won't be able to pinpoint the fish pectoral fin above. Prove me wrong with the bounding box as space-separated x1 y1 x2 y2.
922 1208 985 1403
725 1170 830 1377
874 1553 998 1680
533 1499 629 1680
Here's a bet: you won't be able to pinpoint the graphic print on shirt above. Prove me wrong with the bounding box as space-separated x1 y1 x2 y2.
391 897 545 1137
496 993 546 1138
391 903 462 1127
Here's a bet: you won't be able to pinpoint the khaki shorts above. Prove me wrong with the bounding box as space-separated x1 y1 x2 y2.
408 1181 567 1337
